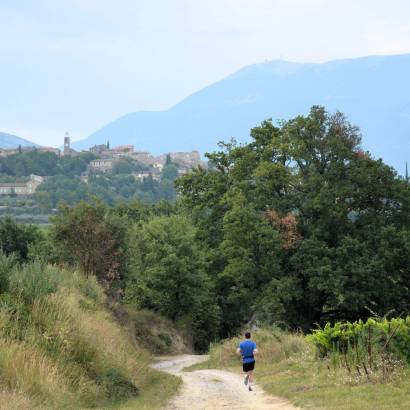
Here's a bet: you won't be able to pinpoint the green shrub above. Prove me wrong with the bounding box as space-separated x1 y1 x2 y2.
308 317 410 363
307 318 410 382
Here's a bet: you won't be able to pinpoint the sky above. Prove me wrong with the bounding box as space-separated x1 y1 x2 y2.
1 0 410 146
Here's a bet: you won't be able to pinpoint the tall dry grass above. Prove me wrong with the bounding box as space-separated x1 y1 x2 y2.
0 256 153 409
206 327 312 369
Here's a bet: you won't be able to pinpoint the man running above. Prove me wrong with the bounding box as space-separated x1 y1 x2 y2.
236 331 258 391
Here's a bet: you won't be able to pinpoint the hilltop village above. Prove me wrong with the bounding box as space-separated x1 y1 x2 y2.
87 141 203 181
0 135 204 196
0 135 206 223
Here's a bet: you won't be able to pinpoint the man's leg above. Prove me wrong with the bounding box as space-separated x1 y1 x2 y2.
244 372 249 385
248 371 254 390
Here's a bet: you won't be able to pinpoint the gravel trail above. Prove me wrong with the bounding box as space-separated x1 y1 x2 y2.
152 355 298 410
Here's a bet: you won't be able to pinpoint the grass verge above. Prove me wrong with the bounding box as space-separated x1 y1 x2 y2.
110 368 181 410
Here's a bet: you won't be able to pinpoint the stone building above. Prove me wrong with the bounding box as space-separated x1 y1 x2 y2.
154 151 203 168
0 175 45 196
129 151 155 166
62 133 77 156
90 144 108 155
38 147 61 155
88 158 117 172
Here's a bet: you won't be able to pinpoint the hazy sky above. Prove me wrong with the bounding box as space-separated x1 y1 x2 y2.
1 0 410 146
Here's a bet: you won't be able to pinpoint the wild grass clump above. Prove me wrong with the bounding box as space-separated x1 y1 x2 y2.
0 253 151 409
125 308 190 354
205 327 312 369
0 389 32 410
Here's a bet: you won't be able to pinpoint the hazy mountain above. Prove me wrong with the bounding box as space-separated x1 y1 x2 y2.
73 54 410 172
0 132 38 149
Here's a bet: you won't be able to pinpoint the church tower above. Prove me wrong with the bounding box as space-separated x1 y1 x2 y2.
64 132 70 154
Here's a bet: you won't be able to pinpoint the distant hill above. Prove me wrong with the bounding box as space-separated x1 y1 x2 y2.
0 132 38 149
73 54 410 172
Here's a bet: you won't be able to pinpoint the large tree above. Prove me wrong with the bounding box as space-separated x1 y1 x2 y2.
125 215 220 350
53 201 128 283
176 106 410 332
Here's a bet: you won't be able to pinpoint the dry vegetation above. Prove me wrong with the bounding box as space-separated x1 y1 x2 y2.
0 257 181 409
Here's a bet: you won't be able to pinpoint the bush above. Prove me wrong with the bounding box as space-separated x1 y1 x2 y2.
308 318 410 362
307 318 410 382
0 217 42 261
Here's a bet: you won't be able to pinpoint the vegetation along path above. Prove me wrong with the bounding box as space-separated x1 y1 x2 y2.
152 355 297 410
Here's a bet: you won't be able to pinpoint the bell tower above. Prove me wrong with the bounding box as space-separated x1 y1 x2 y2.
64 132 70 154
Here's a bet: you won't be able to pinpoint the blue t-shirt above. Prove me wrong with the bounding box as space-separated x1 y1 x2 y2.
239 340 257 363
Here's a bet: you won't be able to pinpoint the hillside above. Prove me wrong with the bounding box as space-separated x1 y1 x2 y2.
73 54 410 172
0 132 38 149
0 256 181 409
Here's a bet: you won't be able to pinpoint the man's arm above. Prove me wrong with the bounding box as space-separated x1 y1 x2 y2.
253 343 258 355
236 347 242 356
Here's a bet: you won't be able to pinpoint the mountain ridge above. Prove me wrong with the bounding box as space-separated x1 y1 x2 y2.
0 132 39 149
73 54 410 172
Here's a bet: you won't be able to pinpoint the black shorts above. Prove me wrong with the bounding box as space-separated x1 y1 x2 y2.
243 361 255 372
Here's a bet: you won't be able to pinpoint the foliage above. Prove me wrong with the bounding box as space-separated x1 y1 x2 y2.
112 157 148 175
10 106 410 358
161 155 179 181
35 167 179 211
124 215 220 351
0 151 96 177
176 106 410 335
35 175 89 208
53 201 128 283
308 317 410 382
0 217 42 261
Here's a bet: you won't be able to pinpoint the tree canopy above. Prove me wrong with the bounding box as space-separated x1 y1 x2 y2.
176 106 410 333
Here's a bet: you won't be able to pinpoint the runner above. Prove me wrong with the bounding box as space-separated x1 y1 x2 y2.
236 331 258 391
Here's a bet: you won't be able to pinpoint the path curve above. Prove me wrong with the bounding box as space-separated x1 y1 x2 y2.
152 355 298 410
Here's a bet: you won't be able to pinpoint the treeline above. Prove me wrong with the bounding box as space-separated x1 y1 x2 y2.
2 106 409 351
176 107 410 338
35 158 179 210
0 150 180 211
0 150 96 177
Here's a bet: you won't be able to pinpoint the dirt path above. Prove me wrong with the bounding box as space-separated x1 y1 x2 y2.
152 355 298 410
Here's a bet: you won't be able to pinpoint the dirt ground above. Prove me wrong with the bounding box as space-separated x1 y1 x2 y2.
152 355 298 410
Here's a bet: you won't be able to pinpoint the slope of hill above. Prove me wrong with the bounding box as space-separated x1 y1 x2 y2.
73 54 410 172
0 132 38 149
0 257 181 409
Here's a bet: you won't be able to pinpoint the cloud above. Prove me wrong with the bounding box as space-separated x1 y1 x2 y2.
0 0 410 145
